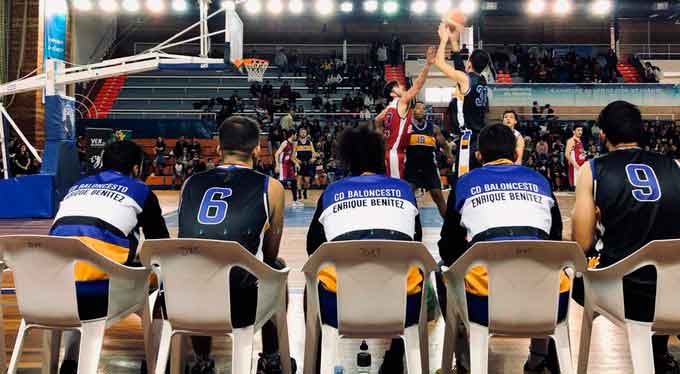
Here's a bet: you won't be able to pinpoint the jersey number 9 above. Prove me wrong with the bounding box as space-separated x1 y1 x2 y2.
625 164 661 202
197 187 233 224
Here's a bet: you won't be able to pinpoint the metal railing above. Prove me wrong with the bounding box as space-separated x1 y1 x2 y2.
512 112 676 121
106 110 218 120
133 42 371 60
622 44 680 59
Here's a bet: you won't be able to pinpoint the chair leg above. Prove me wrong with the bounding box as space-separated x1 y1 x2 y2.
0 302 6 374
403 325 427 374
275 308 293 374
303 293 320 374
232 326 255 374
42 330 61 374
76 319 106 374
576 306 595 374
468 323 489 374
441 316 458 374
625 321 654 374
552 323 574 374
170 334 185 374
8 319 29 374
154 321 173 374
320 325 340 374
141 294 156 374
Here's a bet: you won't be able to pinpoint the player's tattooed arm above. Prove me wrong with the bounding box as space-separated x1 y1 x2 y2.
263 178 285 265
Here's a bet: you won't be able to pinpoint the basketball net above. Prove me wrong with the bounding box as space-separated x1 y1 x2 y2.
235 59 269 82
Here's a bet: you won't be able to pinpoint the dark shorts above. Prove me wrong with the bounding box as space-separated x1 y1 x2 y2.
299 162 315 177
318 283 422 328
405 148 442 190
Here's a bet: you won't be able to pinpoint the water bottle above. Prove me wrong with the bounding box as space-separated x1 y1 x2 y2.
357 340 371 374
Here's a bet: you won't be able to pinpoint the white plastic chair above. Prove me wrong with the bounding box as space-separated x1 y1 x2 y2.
301 240 438 374
440 240 586 374
577 239 680 374
0 235 155 374
139 238 292 374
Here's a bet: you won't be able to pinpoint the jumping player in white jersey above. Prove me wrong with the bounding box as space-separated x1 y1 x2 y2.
375 47 435 179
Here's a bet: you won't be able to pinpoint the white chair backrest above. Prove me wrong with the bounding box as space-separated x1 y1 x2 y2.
445 240 586 335
139 239 289 333
0 235 148 326
301 240 437 338
586 239 680 332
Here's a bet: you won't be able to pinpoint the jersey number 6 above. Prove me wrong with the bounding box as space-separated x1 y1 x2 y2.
197 187 233 224
625 164 661 202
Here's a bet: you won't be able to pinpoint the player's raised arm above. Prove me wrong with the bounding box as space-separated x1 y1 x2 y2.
401 47 434 105
435 23 470 94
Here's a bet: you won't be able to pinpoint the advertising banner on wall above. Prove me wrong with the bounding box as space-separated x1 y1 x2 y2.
85 127 114 173
44 0 68 63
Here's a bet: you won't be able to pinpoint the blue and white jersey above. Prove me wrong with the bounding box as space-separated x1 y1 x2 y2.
307 173 423 294
439 162 562 267
50 170 169 281
314 174 419 242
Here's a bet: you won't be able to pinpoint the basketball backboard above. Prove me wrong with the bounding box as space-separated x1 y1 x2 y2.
225 8 243 64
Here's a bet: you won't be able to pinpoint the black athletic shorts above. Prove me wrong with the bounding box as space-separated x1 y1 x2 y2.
298 161 315 178
405 147 441 190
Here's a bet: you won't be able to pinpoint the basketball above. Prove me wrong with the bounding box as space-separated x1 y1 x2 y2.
444 9 466 31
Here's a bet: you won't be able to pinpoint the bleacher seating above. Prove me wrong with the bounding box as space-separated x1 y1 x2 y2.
496 71 513 84
89 75 127 118
110 67 362 118
617 63 642 83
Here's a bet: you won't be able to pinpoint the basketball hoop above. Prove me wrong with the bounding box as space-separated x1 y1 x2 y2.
234 58 269 82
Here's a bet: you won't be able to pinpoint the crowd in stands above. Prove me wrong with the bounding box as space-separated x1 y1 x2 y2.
146 136 218 189
629 55 664 83
490 45 621 83
1 136 41 177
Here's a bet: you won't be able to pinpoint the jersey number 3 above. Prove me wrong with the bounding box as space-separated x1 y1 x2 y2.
625 164 661 202
197 187 233 224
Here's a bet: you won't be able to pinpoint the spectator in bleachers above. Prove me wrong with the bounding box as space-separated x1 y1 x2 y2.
326 71 343 94
189 138 202 158
262 80 274 97
229 91 243 112
172 158 185 190
460 44 470 61
280 110 295 131
377 43 388 66
340 93 353 112
389 35 402 65
12 144 32 176
279 80 292 99
173 136 188 159
250 81 262 97
312 93 323 110
605 48 618 82
275 48 289 76
153 137 166 173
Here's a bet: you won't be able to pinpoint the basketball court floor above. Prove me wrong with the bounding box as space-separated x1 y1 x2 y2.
1 191 676 373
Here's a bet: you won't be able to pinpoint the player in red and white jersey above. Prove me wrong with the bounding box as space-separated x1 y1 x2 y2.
274 130 299 204
565 124 587 189
375 47 435 179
